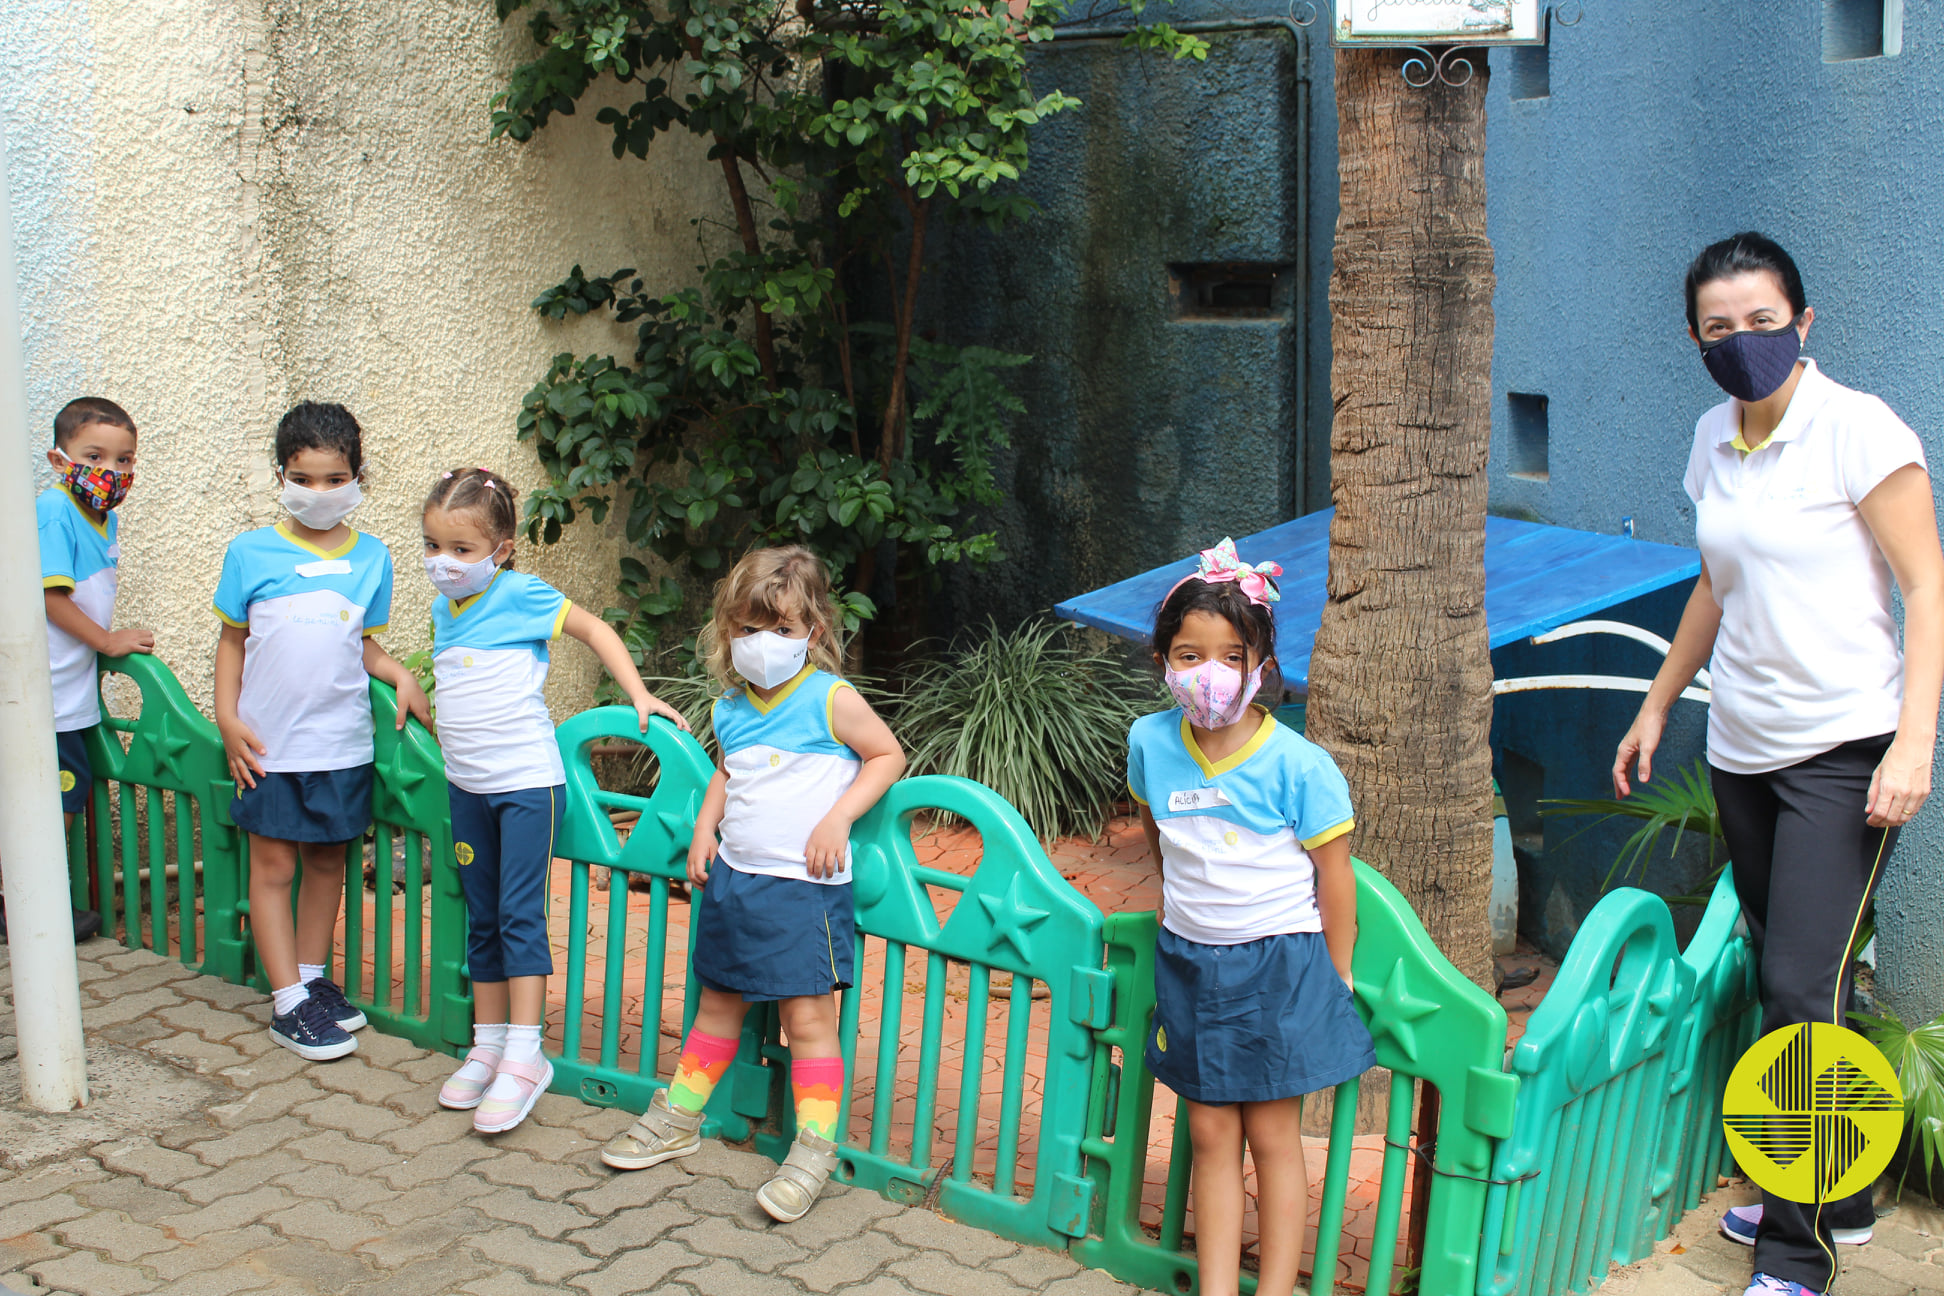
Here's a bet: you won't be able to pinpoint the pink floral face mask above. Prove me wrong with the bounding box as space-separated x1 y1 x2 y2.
1164 660 1263 729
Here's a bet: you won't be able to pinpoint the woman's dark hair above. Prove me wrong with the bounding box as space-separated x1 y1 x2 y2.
1684 232 1807 333
274 401 364 474
424 467 520 570
1150 577 1284 701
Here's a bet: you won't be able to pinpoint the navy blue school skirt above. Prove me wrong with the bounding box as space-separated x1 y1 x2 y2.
231 764 374 844
692 862 854 1001
1145 927 1375 1105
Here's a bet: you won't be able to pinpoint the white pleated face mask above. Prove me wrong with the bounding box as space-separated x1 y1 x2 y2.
281 477 363 530
731 630 810 689
424 551 501 600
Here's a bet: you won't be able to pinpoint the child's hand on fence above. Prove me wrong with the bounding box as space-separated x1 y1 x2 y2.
687 834 717 886
395 674 433 731
219 718 267 790
803 812 852 880
631 688 691 733
103 627 155 656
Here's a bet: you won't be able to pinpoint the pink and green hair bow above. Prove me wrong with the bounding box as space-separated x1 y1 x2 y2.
1172 537 1282 606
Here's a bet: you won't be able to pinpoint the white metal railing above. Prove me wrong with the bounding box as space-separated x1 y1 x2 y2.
1492 619 1711 704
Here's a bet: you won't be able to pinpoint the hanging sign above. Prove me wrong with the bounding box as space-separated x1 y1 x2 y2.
1333 0 1547 46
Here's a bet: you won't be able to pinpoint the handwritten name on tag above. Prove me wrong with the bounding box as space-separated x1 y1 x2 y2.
1167 787 1231 813
295 559 353 577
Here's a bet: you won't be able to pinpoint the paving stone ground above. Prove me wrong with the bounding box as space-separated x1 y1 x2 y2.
0 940 1144 1296
7 934 1941 1296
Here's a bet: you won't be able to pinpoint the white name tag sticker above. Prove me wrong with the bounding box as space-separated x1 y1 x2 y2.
105 542 121 561
1167 787 1231 813
295 559 353 577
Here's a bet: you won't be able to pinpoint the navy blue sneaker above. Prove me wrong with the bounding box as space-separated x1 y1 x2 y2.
303 976 367 1032
269 995 358 1061
1722 1204 1871 1247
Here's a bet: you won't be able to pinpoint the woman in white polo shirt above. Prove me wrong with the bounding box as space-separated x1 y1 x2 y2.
1612 232 1944 1296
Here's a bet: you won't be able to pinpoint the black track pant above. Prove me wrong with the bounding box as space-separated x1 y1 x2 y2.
1711 734 1897 1294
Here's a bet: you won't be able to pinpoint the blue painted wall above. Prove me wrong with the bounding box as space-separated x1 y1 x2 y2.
1480 6 1944 1021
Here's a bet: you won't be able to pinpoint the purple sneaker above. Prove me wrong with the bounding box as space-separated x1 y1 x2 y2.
1721 1203 1872 1247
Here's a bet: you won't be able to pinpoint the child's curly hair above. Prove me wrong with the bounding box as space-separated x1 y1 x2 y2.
698 546 845 689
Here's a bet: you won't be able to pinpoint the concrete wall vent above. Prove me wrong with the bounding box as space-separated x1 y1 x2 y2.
1824 0 1903 62
1167 263 1291 320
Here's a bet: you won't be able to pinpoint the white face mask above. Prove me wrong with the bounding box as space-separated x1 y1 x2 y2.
424 550 502 600
731 630 810 689
281 477 363 530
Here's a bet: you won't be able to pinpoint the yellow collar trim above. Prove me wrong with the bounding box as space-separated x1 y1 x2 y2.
1181 707 1277 780
276 522 358 560
1730 429 1775 454
66 490 111 539
451 569 506 617
746 663 816 714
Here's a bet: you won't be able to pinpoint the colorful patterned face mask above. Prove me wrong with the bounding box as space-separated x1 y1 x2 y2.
56 452 132 512
1164 660 1264 730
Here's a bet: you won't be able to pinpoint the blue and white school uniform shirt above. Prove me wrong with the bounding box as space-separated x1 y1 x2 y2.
1127 709 1355 945
38 488 119 732
712 666 862 886
213 526 393 772
430 571 572 794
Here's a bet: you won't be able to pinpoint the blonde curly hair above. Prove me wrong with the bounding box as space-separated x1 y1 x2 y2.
698 545 846 689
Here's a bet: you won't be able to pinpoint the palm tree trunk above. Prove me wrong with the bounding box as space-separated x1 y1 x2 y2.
1306 47 1497 990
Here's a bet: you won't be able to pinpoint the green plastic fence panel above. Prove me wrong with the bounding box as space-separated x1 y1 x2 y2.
548 707 719 1119
808 775 1108 1253
63 653 249 983
1072 861 1516 1296
1478 888 1698 1296
1659 872 1758 1230
318 679 467 1053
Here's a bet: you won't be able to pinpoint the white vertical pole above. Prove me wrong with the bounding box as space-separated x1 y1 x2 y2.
0 119 90 1111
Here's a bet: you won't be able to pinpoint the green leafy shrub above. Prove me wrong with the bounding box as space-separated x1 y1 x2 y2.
1541 758 1723 897
894 620 1161 842
1852 1008 1944 1200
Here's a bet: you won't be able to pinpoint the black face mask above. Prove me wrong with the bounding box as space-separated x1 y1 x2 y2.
1698 316 1803 402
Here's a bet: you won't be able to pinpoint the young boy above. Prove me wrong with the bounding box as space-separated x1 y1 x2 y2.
0 397 156 945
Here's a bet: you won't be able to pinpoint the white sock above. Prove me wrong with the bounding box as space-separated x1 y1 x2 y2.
271 982 309 1016
298 963 326 986
474 1023 509 1055
503 1023 544 1067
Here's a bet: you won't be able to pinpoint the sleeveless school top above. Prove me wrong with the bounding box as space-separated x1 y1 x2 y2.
712 665 862 886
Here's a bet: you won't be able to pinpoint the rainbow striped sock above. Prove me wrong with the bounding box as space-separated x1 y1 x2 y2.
792 1056 844 1143
667 1028 738 1114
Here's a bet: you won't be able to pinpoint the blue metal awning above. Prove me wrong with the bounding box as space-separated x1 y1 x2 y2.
1052 508 1701 692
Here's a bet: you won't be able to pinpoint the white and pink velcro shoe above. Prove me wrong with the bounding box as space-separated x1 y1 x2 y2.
473 1056 553 1134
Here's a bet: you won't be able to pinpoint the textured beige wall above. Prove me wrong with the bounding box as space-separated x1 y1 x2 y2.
32 0 723 720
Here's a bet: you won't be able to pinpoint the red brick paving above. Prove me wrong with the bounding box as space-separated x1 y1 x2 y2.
330 812 1555 1292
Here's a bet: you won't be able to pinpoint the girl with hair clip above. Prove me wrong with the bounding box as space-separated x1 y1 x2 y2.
600 545 905 1224
1128 539 1375 1296
422 467 687 1135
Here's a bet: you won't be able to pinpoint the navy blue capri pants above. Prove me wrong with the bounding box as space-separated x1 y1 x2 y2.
449 784 563 983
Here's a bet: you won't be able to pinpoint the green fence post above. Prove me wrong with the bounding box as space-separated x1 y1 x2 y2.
830 775 1108 1252
63 654 249 982
548 707 715 1114
1476 888 1698 1296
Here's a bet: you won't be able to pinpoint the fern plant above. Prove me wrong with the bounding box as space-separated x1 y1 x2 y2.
1540 757 1723 894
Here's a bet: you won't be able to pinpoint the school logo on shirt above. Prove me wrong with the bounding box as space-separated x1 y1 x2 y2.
770 753 781 767
59 771 76 792
455 842 475 866
1155 1025 1167 1053
339 610 350 621
1223 830 1239 846
462 655 474 668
